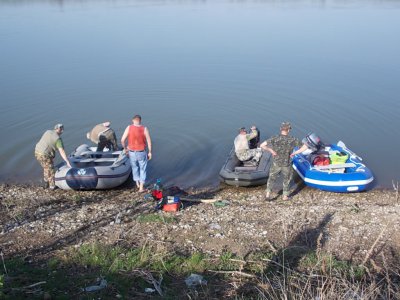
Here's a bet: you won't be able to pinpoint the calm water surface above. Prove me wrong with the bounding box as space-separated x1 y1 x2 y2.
1 0 400 188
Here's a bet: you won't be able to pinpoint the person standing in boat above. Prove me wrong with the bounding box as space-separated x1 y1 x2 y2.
260 122 302 200
35 123 71 190
121 115 152 193
234 126 262 165
86 121 119 152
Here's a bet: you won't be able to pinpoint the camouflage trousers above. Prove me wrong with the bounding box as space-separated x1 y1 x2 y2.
35 152 55 187
265 163 293 196
236 149 263 163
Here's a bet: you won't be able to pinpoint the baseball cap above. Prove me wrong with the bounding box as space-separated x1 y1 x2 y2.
54 123 64 130
280 122 292 130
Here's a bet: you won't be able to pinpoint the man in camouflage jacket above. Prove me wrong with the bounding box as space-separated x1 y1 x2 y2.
260 122 301 200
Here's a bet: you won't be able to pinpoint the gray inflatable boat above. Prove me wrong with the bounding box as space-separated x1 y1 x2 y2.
55 144 131 190
219 148 272 187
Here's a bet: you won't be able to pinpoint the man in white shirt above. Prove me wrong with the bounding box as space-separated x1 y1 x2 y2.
234 126 262 165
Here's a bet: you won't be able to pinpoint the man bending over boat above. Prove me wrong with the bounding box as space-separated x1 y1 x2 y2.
234 126 262 166
35 123 71 190
87 121 119 152
290 133 326 164
260 122 302 201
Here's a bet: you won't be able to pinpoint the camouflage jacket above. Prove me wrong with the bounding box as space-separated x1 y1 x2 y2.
265 134 302 166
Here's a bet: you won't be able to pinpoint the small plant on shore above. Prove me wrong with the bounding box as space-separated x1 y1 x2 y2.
218 250 236 271
71 194 82 202
350 203 362 213
184 252 207 274
47 257 60 270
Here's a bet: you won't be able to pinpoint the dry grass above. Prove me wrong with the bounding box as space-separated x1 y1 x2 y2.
255 262 400 300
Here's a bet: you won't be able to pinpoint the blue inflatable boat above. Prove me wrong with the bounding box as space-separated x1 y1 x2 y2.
291 141 374 192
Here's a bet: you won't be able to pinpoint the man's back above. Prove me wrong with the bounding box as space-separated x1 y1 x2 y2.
267 134 301 166
234 134 249 153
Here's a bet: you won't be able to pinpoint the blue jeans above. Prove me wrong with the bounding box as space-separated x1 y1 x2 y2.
129 151 148 184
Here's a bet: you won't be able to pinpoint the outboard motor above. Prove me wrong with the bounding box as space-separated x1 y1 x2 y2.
303 133 329 164
303 133 322 152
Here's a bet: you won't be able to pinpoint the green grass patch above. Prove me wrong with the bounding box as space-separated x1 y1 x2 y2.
71 243 208 276
1 244 375 299
299 251 366 279
0 257 92 299
71 194 83 202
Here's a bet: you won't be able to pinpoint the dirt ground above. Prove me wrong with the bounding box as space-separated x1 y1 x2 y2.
1 183 399 267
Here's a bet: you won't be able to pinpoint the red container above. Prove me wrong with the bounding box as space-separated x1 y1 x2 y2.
152 190 163 200
162 203 180 212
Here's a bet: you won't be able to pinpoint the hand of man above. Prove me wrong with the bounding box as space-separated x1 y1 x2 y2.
148 152 152 160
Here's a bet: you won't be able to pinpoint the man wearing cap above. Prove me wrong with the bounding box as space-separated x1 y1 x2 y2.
35 124 71 190
234 126 263 165
121 115 152 193
87 121 119 152
260 122 302 200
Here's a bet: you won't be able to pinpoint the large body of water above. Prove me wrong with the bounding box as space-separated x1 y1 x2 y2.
1 0 400 189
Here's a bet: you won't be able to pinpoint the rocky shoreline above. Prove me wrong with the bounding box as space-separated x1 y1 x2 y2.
1 183 399 266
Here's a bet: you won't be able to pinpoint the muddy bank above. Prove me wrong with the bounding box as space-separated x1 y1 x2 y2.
0 184 399 266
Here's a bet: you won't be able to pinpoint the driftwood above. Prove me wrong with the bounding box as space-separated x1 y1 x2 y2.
179 197 228 204
133 270 163 297
12 281 47 291
208 270 256 278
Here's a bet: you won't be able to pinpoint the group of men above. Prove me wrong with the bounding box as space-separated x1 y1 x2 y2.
35 116 317 199
234 122 319 201
34 115 152 192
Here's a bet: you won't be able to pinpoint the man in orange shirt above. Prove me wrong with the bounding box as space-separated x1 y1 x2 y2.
121 115 152 193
